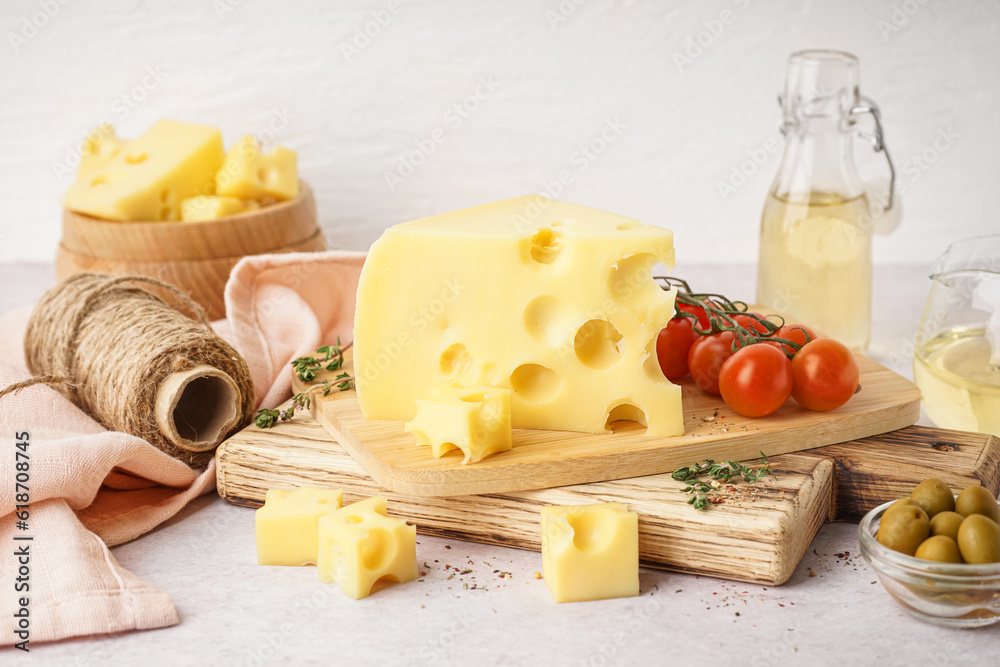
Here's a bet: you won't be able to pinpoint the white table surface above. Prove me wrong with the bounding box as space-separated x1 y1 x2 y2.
5 262 999 666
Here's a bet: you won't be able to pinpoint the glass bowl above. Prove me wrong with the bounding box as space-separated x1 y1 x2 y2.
858 500 1000 628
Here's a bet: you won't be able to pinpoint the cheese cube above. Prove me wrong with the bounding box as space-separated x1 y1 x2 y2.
180 195 260 222
215 135 298 201
317 497 418 599
79 125 128 175
540 502 639 603
354 195 683 437
64 120 224 221
255 487 343 566
405 381 511 464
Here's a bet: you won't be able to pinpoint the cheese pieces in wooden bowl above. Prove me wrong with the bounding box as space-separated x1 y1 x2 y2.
57 120 325 319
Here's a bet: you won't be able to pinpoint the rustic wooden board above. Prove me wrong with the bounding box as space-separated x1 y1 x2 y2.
799 426 1000 522
217 402 999 585
217 410 834 585
303 342 920 496
216 414 999 585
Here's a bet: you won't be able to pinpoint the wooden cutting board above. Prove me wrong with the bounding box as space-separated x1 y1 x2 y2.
216 406 999 585
295 344 920 496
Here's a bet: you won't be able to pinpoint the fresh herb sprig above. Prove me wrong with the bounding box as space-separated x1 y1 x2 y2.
291 338 352 382
254 392 312 428
255 342 356 429
671 452 775 510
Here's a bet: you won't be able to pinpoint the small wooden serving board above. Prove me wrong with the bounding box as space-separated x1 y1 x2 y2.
303 346 920 497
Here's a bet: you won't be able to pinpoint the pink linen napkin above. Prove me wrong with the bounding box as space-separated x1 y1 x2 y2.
0 250 366 647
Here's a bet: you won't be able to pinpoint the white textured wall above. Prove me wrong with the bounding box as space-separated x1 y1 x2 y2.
1 0 997 266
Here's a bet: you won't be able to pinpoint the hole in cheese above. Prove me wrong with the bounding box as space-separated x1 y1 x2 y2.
509 364 560 402
90 175 108 186
604 403 648 433
345 515 364 524
616 221 642 231
523 295 573 345
440 344 476 383
124 151 148 164
257 166 278 184
565 511 616 552
529 228 565 264
159 189 170 202
574 319 623 370
550 219 575 227
607 253 666 308
360 528 393 572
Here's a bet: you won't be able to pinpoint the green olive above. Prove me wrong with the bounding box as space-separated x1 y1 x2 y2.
877 505 930 556
957 514 1000 564
955 486 1000 522
883 498 916 518
929 511 966 542
910 478 955 518
914 535 963 563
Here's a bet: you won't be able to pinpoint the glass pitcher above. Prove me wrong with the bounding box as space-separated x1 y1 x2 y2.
913 235 1000 436
757 50 897 352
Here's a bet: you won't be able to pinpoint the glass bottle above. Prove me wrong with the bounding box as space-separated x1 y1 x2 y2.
756 50 897 352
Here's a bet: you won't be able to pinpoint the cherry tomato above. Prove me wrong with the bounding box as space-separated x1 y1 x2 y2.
678 300 714 332
656 317 697 380
774 324 818 356
718 345 794 418
688 331 735 396
733 313 770 336
791 339 860 411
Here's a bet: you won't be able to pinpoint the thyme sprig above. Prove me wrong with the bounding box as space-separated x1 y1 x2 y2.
254 392 312 428
291 338 352 382
655 276 814 356
255 341 356 428
671 451 775 510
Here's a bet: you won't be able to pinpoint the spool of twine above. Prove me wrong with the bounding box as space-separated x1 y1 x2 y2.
0 273 255 467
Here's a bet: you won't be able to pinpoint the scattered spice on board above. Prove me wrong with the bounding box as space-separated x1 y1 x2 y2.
671 451 776 509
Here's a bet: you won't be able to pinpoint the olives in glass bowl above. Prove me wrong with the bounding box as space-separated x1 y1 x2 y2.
859 485 1000 628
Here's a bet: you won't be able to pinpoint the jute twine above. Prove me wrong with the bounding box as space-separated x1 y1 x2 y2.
0 273 255 467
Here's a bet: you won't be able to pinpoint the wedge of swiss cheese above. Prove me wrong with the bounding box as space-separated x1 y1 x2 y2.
354 195 683 436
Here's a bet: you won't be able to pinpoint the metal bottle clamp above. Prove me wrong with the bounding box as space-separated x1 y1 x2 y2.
849 96 897 211
777 92 897 212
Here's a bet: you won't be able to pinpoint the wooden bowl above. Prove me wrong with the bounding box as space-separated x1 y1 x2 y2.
56 181 325 320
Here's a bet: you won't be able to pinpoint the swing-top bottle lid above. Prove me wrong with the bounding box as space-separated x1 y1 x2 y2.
781 50 861 126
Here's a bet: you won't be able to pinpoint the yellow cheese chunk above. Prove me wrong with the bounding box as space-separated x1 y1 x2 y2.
79 125 128 176
64 120 224 221
215 135 299 201
255 487 343 566
405 381 511 464
540 502 639 603
317 496 418 599
354 195 683 437
180 195 260 222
